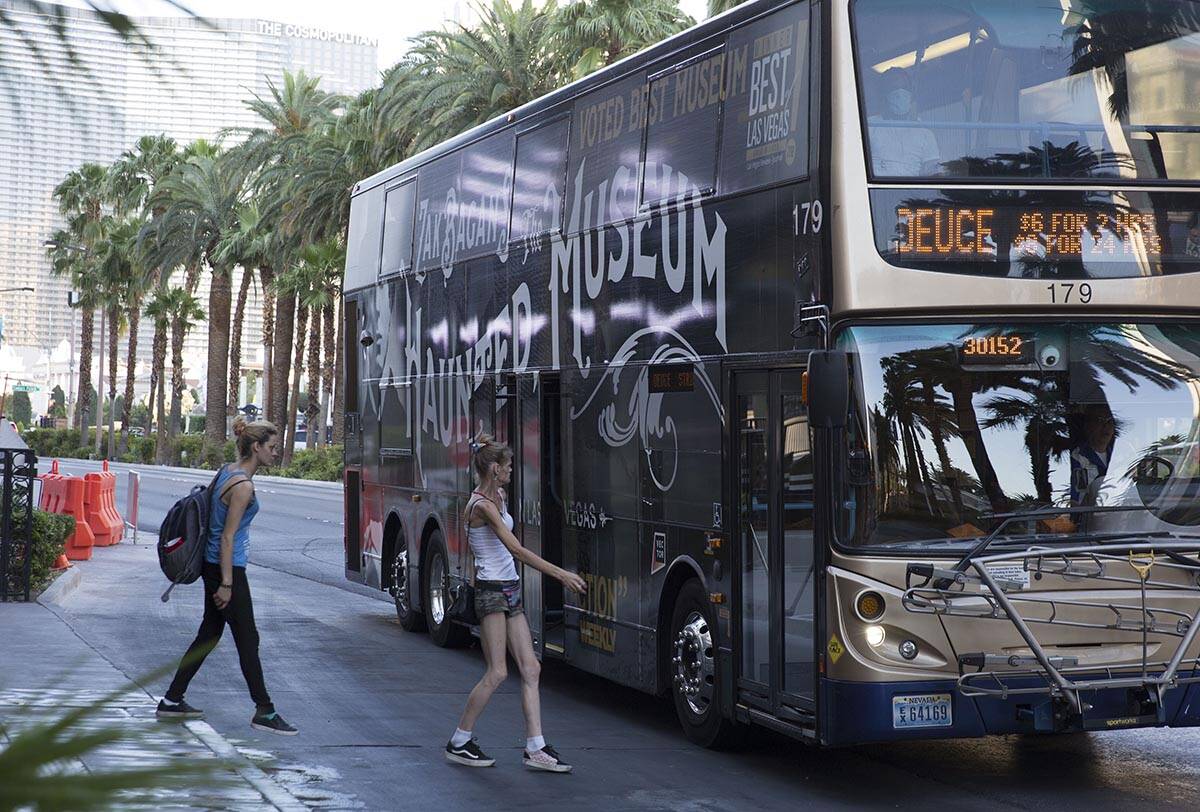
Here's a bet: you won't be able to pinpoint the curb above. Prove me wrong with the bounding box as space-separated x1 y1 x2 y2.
36 565 82 607
186 721 309 811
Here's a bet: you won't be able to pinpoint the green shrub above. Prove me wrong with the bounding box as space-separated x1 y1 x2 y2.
277 445 344 481
173 434 204 467
122 436 155 464
3 509 77 596
23 428 83 460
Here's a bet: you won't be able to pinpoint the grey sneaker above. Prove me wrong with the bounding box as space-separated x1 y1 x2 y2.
523 744 572 773
251 711 298 736
156 699 203 719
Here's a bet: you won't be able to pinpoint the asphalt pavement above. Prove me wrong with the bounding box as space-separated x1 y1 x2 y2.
23 458 1200 810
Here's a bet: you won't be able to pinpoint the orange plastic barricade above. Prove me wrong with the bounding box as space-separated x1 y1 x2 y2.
62 476 96 561
84 461 124 547
38 459 64 513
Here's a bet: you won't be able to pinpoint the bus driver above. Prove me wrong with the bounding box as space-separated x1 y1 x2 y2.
867 67 942 177
1070 404 1117 507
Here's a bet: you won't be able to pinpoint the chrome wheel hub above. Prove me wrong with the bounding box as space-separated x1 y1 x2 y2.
391 547 410 615
673 612 714 717
429 552 448 626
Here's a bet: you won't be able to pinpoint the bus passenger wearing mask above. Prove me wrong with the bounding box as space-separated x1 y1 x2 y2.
868 67 942 177
1070 404 1117 507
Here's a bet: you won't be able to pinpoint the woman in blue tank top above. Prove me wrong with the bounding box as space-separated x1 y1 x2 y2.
159 416 297 736
444 433 587 772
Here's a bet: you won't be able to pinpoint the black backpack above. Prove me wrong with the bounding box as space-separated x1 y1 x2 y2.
157 466 223 602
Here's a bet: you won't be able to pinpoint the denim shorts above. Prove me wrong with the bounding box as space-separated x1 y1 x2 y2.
475 579 523 618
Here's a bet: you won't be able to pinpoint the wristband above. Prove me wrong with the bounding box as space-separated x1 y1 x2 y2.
220 583 233 589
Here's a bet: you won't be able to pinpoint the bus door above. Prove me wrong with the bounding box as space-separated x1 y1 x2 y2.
507 373 564 659
734 369 817 724
343 297 362 575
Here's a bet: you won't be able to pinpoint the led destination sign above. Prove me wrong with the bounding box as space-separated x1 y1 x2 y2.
894 206 1162 259
869 189 1200 279
649 363 696 393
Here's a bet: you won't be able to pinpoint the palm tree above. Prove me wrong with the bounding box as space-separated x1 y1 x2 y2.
143 288 172 462
273 261 321 464
294 240 343 449
384 0 569 151
162 286 205 459
45 231 97 437
148 147 247 449
95 216 150 456
214 205 266 418
229 71 342 436
551 0 694 80
707 0 743 15
110 135 180 455
53 163 110 438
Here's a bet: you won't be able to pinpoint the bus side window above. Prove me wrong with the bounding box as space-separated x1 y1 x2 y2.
718 0 812 195
565 71 645 233
510 116 570 244
415 153 463 273
348 191 383 290
459 131 515 263
641 47 724 208
380 179 416 277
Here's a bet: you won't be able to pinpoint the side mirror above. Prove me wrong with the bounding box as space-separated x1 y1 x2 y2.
807 350 850 429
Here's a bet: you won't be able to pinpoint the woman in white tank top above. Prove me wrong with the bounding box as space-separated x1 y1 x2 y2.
445 433 587 773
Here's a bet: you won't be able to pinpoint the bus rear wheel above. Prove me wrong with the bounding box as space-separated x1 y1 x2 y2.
390 537 425 632
669 579 741 748
423 531 471 648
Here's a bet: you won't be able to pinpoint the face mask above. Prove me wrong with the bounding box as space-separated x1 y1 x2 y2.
886 88 913 117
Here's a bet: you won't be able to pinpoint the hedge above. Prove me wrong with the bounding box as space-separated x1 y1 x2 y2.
4 509 76 596
21 428 343 481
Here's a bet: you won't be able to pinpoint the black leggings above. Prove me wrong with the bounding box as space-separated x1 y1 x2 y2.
165 563 273 712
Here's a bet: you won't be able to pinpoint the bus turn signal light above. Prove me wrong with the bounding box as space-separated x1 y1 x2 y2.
856 591 885 621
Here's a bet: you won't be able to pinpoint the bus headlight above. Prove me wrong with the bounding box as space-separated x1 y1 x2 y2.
899 639 919 660
856 591 886 621
865 625 885 647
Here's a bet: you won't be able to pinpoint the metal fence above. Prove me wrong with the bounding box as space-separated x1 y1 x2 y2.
1 448 37 601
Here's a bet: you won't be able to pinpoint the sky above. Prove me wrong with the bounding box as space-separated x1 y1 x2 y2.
63 0 713 74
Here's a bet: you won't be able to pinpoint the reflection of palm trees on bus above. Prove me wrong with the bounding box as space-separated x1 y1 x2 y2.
857 323 1198 544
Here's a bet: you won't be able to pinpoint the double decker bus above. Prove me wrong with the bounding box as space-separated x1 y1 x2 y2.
342 0 1200 746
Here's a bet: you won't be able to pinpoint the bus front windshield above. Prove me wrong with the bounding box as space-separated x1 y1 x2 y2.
852 0 1200 181
838 323 1200 551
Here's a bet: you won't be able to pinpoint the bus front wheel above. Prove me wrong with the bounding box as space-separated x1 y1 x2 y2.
423 532 471 648
669 579 741 748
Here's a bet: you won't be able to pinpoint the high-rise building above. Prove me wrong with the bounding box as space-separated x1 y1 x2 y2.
0 0 377 405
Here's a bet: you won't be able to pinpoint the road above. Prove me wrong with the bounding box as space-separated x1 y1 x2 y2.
36 459 1200 810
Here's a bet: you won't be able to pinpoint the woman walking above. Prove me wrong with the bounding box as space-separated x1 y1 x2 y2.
157 416 297 736
445 433 587 772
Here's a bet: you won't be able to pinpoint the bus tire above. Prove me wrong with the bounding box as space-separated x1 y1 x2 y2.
423 531 471 648
390 536 426 632
669 579 741 748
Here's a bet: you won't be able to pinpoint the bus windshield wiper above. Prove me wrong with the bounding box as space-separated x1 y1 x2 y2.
938 505 1151 586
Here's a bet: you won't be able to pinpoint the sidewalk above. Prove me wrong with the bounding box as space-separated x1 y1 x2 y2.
0 593 307 810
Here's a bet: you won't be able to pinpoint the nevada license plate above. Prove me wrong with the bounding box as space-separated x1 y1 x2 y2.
892 694 953 729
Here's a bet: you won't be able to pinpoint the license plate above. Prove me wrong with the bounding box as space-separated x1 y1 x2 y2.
892 694 953 729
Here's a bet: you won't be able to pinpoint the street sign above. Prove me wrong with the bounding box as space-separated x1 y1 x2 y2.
12 384 39 392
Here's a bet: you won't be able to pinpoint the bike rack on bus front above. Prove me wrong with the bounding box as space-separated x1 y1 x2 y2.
901 542 1200 728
